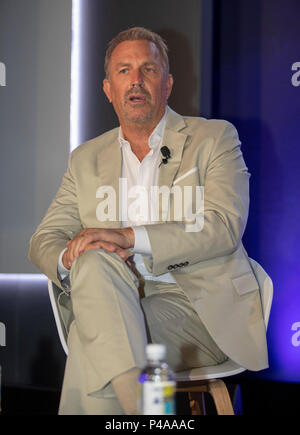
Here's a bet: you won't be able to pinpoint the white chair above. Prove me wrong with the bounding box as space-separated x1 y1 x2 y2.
48 258 273 415
48 280 68 356
175 258 273 415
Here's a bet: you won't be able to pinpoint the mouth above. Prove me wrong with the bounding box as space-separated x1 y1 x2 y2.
125 89 150 106
127 94 147 104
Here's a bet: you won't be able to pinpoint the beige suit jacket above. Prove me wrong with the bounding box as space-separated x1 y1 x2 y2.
28 107 268 371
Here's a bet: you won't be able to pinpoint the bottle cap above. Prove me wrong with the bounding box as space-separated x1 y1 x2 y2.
146 343 166 360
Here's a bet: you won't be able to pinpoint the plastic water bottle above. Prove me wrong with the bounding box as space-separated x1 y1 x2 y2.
138 343 176 415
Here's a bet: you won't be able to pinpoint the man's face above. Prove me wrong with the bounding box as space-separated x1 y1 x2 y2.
103 40 173 128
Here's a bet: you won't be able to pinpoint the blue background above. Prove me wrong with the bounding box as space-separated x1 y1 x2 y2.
212 0 300 382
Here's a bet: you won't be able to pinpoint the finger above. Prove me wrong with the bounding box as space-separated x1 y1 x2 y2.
84 229 122 247
100 241 119 252
62 248 73 269
67 238 78 263
67 231 95 264
82 241 117 253
115 248 133 261
68 235 87 263
70 229 91 256
83 242 102 252
62 249 70 269
73 233 93 258
125 259 135 268
125 255 135 267
77 229 126 249
71 230 117 259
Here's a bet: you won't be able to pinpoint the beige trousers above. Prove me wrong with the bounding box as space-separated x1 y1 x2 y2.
58 250 227 415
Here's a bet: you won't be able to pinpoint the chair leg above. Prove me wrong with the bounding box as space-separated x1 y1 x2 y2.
188 391 206 415
206 379 234 415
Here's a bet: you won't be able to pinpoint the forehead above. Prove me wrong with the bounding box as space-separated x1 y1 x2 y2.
110 40 162 66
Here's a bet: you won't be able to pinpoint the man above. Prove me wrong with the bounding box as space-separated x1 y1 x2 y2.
29 27 268 415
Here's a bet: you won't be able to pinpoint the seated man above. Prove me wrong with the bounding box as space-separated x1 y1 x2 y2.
28 27 268 415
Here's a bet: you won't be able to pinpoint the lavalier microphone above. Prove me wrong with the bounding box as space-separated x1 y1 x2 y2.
159 146 171 166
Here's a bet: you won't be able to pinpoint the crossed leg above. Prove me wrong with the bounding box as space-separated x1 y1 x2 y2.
58 250 226 415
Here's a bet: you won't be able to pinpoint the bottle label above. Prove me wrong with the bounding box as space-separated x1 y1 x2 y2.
140 381 175 415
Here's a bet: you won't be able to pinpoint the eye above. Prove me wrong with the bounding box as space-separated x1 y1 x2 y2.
144 66 155 73
119 68 129 74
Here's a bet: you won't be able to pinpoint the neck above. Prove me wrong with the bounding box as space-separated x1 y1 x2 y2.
120 109 166 161
120 120 157 160
122 123 153 148
121 109 165 149
122 126 151 162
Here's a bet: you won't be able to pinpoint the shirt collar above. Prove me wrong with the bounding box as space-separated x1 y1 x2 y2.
118 107 168 150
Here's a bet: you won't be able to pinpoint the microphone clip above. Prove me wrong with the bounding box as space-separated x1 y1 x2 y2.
159 146 171 167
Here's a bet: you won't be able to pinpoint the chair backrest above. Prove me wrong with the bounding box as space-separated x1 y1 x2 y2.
249 258 273 328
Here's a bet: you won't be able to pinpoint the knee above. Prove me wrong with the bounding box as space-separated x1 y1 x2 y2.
70 249 118 280
69 249 138 295
73 248 104 268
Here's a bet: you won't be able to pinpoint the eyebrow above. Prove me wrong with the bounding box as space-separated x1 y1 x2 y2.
114 61 157 69
115 63 131 69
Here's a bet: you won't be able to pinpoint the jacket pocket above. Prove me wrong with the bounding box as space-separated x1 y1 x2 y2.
173 167 198 185
232 271 259 296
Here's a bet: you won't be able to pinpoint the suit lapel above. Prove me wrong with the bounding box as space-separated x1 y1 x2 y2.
96 131 122 227
157 108 188 221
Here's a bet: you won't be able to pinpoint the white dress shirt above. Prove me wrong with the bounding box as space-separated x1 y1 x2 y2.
58 107 175 284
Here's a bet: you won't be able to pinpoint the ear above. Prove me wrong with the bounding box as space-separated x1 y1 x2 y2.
166 74 174 100
103 78 112 103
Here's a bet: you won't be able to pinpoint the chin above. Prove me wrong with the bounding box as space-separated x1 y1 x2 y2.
124 109 154 124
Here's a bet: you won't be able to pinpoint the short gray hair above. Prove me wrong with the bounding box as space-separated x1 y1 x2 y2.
104 27 169 78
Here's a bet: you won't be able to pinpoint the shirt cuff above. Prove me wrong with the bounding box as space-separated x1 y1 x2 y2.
57 247 70 280
132 226 152 255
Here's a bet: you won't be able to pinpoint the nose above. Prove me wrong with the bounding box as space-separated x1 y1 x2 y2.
130 68 144 87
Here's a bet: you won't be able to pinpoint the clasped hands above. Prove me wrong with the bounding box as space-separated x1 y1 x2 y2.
62 227 135 270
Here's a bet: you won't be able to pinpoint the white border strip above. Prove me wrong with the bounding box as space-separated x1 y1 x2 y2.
0 274 47 281
70 0 81 151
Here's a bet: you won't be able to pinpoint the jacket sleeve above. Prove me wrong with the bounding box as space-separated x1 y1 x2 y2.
144 122 250 276
28 152 82 288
